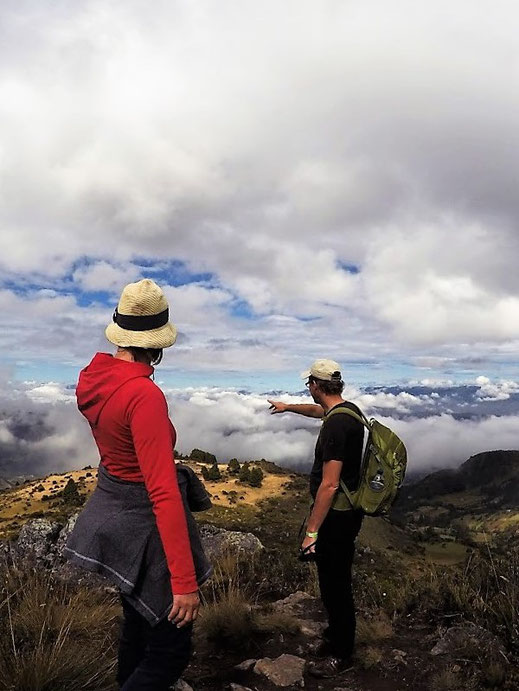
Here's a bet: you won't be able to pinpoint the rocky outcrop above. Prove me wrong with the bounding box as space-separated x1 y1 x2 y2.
15 518 62 564
2 515 265 581
199 523 264 560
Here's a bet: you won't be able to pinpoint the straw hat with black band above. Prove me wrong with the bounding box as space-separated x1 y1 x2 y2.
105 278 177 349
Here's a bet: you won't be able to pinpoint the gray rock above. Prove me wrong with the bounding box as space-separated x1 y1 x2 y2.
15 518 62 562
299 619 326 639
0 539 14 568
234 659 257 672
171 681 193 691
52 511 79 560
199 524 264 560
431 622 506 662
270 590 320 618
254 653 306 687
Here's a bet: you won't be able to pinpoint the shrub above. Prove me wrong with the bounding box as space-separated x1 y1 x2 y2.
248 467 264 488
239 465 251 483
62 479 83 507
206 462 222 482
227 458 240 474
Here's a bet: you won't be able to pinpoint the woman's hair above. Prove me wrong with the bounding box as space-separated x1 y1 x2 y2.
127 347 163 366
310 375 344 396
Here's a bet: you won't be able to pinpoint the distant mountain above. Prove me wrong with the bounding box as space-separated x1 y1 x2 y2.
400 450 519 509
0 474 38 490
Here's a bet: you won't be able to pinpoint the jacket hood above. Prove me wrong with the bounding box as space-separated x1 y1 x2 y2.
76 352 153 426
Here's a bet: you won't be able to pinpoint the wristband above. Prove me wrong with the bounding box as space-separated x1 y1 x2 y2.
305 531 318 539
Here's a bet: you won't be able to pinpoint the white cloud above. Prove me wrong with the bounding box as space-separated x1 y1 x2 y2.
1 380 518 479
26 382 73 404
162 388 519 473
73 262 141 293
1 1 519 376
389 414 519 472
475 376 519 401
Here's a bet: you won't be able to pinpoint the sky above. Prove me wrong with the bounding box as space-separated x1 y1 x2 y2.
1 1 519 477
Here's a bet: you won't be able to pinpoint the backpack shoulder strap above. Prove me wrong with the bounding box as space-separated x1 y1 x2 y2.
323 406 371 430
321 407 371 508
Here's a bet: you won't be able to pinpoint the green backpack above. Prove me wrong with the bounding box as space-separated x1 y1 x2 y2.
323 406 407 516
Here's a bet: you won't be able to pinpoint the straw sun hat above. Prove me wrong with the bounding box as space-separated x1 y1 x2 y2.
105 279 177 349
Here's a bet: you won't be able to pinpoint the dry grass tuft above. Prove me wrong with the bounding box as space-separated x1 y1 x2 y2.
0 564 119 691
197 551 300 651
357 611 393 645
481 662 506 688
429 669 463 691
359 645 383 669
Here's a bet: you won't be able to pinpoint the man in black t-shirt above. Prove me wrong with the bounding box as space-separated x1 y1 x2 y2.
268 359 364 677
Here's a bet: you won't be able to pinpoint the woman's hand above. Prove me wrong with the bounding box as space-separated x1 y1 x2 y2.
168 591 200 627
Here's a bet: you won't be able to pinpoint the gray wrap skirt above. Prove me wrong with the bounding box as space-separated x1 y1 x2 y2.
63 463 212 626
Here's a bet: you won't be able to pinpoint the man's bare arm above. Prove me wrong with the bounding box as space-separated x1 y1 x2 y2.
268 400 324 418
306 460 342 534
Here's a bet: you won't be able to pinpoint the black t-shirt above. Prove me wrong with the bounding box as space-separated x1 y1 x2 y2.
309 401 364 499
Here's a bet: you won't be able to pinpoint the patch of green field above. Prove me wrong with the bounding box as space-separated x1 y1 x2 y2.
424 540 468 564
434 489 483 508
358 516 420 557
200 502 260 531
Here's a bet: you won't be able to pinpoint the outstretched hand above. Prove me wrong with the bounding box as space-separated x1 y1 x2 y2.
268 399 288 414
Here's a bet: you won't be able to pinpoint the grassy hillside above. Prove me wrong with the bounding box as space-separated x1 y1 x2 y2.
1 453 518 690
0 461 294 541
393 450 519 547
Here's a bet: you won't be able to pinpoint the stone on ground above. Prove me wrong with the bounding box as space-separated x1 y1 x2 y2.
253 653 306 687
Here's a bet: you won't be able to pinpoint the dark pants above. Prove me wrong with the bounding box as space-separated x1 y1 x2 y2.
117 595 192 690
315 509 363 660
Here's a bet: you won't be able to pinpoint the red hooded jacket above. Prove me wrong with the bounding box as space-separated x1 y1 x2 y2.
76 352 197 595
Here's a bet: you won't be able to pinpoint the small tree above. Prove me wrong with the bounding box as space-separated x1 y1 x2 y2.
190 448 217 464
249 467 264 488
62 478 82 507
228 458 240 475
207 462 222 482
239 463 251 483
201 465 210 481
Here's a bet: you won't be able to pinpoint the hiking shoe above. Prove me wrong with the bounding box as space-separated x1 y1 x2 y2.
307 655 353 678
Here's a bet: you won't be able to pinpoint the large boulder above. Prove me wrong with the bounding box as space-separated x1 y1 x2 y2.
199 524 264 560
15 518 62 564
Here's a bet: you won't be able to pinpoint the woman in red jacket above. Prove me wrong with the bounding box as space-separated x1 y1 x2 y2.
65 279 208 690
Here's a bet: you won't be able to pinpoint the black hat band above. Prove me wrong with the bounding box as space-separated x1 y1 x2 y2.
113 307 169 331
